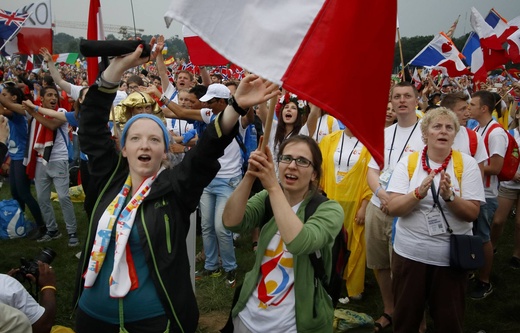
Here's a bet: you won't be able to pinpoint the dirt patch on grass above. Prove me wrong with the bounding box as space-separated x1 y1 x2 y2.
198 310 228 333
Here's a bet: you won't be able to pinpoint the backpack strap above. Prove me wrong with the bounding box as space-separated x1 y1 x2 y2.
466 127 478 157
261 191 328 229
451 150 463 195
407 151 420 180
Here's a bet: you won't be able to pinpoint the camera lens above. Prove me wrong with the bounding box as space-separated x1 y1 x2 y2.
35 248 57 265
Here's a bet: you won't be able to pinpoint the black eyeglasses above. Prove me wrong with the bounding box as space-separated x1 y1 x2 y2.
206 98 219 105
278 155 313 168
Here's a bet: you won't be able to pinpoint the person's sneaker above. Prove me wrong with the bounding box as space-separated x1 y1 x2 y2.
195 268 222 280
26 226 47 240
225 269 237 288
68 233 80 247
37 230 62 242
509 256 520 269
470 280 493 300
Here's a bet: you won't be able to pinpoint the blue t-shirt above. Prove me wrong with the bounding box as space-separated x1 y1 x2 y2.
7 113 28 161
79 221 165 323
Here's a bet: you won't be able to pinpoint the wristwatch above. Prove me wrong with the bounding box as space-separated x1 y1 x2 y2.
228 96 248 116
443 191 455 202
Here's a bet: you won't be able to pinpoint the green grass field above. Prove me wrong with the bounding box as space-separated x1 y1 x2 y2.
0 181 519 332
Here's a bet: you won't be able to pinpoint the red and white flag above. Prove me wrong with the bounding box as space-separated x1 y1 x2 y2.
87 0 105 85
165 0 397 167
25 54 33 71
506 16 520 63
470 7 503 50
182 26 228 66
3 0 52 55
469 7 509 83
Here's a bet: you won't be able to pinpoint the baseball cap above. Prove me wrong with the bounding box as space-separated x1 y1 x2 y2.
199 83 230 102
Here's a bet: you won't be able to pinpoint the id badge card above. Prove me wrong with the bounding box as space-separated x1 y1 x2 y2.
425 208 446 236
379 168 393 187
336 171 347 183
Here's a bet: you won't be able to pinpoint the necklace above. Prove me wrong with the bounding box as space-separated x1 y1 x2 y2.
421 146 452 174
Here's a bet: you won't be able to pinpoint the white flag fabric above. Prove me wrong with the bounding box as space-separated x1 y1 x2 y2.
164 0 397 167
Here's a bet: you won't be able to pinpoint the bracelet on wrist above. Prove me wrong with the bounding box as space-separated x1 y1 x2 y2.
161 97 170 106
34 106 39 113
97 73 119 90
40 285 56 292
413 187 425 200
375 185 383 198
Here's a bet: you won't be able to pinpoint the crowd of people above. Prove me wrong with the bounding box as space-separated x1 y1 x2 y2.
0 36 520 332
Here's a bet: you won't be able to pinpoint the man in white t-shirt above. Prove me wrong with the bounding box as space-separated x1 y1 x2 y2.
0 261 57 333
440 92 488 172
365 82 425 330
467 90 507 300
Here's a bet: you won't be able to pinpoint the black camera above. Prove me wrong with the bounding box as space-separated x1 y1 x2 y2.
14 248 57 283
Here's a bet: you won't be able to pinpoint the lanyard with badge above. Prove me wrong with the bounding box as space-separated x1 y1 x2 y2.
336 133 359 183
424 155 447 236
379 121 418 187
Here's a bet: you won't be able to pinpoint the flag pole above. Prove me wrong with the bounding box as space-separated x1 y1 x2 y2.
130 0 138 38
396 26 405 80
0 13 32 53
260 91 279 151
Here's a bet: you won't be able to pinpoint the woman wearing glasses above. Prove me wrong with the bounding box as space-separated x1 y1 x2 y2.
223 135 343 333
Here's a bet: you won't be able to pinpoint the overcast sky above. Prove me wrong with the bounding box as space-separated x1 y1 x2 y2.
5 0 520 41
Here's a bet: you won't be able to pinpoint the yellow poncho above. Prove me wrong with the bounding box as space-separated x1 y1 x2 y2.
319 131 372 297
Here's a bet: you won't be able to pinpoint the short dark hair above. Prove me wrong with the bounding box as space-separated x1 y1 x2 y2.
189 85 208 100
440 92 469 110
127 75 144 87
41 85 58 98
42 75 54 86
471 90 495 114
3 85 25 104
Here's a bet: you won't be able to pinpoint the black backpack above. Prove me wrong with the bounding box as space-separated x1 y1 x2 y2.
261 192 349 309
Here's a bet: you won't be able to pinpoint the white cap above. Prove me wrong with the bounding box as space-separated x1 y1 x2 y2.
199 84 230 102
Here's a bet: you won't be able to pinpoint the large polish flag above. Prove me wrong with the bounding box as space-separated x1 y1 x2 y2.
165 0 397 167
86 0 105 85
4 0 52 55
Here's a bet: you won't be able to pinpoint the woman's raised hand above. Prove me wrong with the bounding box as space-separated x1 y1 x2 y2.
235 74 280 109
103 36 163 83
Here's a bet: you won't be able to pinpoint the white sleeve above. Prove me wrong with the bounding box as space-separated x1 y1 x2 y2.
200 108 213 124
386 158 410 195
474 134 489 164
69 84 83 101
368 156 380 171
488 128 508 158
0 275 44 325
299 124 310 136
460 155 486 203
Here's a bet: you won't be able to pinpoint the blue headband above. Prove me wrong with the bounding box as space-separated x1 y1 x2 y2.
121 114 170 152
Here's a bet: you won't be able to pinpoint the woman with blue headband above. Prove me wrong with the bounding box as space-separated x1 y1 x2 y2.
73 37 279 333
